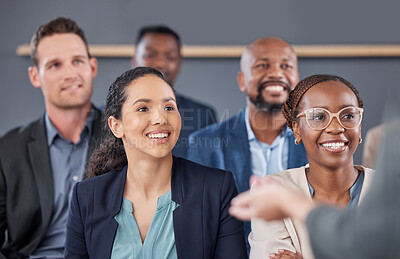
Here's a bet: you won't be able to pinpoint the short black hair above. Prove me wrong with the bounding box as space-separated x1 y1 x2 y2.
135 25 181 49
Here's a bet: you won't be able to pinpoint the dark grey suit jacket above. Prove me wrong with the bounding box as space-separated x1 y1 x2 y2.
307 124 400 259
0 106 103 259
173 94 217 158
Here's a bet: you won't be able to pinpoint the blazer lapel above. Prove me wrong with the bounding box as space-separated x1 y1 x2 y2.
171 157 204 259
91 167 126 258
224 110 252 193
27 117 54 234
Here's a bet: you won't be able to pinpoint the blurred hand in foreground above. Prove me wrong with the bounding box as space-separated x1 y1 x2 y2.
229 175 314 222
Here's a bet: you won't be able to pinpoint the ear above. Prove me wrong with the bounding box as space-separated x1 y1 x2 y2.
108 116 124 138
28 66 42 88
89 57 98 78
131 55 137 68
293 71 300 90
237 72 247 93
292 121 302 144
176 56 182 73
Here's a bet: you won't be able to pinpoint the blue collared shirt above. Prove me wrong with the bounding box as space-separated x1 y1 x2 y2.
245 108 292 177
306 169 365 208
111 190 179 259
30 110 94 258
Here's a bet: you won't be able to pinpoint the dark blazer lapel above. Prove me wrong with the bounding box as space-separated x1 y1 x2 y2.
27 117 54 233
95 166 126 258
171 157 185 258
224 109 252 193
171 157 204 259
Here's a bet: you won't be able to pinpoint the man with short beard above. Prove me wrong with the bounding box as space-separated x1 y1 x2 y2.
187 37 308 252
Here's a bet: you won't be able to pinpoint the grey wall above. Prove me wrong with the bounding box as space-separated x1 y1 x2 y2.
1 0 400 164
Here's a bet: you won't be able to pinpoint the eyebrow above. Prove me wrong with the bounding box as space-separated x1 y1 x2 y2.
44 55 88 66
163 97 176 103
255 58 294 62
310 104 357 110
132 97 176 106
132 98 151 106
72 55 89 60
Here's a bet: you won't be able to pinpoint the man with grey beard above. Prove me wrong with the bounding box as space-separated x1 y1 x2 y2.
187 37 308 253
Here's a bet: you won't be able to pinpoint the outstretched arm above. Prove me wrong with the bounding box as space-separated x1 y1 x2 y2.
229 176 314 223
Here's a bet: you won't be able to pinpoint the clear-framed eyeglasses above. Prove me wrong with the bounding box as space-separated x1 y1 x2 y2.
296 107 364 130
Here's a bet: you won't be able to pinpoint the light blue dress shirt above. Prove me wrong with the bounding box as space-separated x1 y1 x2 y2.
30 110 93 258
307 170 365 208
111 190 179 259
245 108 292 177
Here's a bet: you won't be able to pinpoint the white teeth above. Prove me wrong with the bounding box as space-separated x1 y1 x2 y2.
265 86 284 92
148 133 168 139
64 85 79 90
322 142 345 149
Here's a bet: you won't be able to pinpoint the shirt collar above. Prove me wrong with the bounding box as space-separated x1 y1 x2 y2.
244 107 291 142
45 106 95 146
306 167 365 200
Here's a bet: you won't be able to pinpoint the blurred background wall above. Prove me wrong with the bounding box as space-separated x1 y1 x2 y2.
1 0 400 163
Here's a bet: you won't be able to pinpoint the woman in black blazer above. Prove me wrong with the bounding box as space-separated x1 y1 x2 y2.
64 67 247 259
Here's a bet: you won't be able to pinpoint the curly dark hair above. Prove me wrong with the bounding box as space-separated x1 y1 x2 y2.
30 17 90 66
282 74 363 130
85 67 173 179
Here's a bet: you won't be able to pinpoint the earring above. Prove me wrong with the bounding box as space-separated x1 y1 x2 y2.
359 137 363 144
294 139 301 145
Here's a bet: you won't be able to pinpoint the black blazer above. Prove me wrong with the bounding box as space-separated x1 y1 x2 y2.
0 106 103 259
65 157 247 259
173 94 217 158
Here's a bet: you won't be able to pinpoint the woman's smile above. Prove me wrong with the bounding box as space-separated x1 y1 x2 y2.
146 129 172 144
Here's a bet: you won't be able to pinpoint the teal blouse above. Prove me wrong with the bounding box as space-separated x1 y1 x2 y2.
111 190 179 259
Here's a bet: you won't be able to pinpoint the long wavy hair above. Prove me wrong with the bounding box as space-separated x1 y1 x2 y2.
85 67 172 178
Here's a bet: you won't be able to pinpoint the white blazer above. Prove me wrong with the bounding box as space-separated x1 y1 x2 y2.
249 165 375 259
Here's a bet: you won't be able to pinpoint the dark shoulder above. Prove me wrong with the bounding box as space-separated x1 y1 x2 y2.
189 111 244 138
176 94 215 111
78 169 122 189
175 156 232 182
0 118 43 150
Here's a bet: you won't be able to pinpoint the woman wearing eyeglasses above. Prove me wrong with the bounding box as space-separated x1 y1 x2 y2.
248 74 375 259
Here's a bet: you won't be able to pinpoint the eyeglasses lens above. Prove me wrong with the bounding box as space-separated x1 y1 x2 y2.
339 107 362 129
306 107 361 130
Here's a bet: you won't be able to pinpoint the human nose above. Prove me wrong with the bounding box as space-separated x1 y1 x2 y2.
62 63 79 81
152 56 167 70
267 64 283 79
151 109 167 125
324 114 345 133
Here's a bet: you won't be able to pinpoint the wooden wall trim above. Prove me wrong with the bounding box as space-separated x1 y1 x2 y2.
16 44 400 58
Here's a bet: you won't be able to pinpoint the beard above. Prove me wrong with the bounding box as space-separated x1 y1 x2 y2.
249 81 291 113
